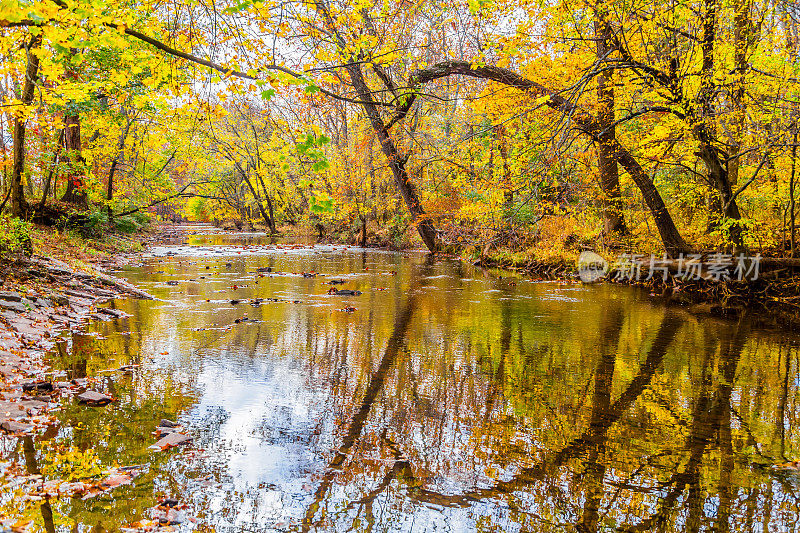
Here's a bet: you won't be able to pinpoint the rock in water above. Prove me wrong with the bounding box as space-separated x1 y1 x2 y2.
329 289 362 296
0 291 22 302
150 431 193 451
77 390 114 406
159 419 179 428
22 381 54 392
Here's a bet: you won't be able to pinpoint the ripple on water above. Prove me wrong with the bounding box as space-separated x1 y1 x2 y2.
33 230 800 532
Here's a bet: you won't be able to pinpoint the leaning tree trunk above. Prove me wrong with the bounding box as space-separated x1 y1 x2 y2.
11 36 42 219
399 60 690 255
345 63 438 253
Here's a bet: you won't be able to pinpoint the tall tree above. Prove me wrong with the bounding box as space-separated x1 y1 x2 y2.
10 35 41 218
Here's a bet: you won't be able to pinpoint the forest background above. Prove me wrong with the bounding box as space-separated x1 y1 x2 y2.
1 0 799 266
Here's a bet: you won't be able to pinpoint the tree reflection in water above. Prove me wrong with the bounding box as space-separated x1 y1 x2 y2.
8 240 799 532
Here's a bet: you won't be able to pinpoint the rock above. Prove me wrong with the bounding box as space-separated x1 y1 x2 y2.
20 399 48 410
98 307 125 317
328 289 362 296
1 420 32 434
166 280 179 286
0 365 19 377
150 431 193 451
0 300 28 313
22 381 54 392
257 267 272 273
64 289 98 300
71 378 89 387
51 294 70 306
0 401 26 415
0 291 22 302
77 390 114 406
159 419 179 428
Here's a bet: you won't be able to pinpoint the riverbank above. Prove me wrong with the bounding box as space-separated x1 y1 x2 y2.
0 225 153 437
471 248 800 328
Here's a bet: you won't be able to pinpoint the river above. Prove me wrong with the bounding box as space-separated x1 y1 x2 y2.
19 226 800 532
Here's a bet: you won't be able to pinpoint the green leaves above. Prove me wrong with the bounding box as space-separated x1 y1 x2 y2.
222 0 253 14
309 193 334 214
296 131 331 172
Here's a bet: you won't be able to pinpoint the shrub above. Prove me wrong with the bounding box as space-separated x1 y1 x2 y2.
0 216 33 256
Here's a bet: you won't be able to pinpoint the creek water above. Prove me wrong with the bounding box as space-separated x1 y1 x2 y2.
16 227 800 531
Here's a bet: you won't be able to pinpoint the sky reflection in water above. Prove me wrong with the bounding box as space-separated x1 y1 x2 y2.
25 229 800 532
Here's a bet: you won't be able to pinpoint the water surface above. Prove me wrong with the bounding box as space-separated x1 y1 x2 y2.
11 227 800 532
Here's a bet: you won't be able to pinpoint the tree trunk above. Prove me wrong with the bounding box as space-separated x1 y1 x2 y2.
401 61 689 254
493 124 515 219
256 173 277 234
264 192 276 234
11 36 42 218
107 114 133 221
38 129 64 211
345 63 438 253
594 16 628 236
696 0 743 248
360 213 367 247
239 164 274 233
791 125 797 257
61 113 88 208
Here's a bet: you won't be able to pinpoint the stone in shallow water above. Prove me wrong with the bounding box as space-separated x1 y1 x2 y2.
20 399 48 411
150 431 193 451
22 381 54 392
0 365 19 378
0 401 26 415
159 419 179 428
77 390 114 406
